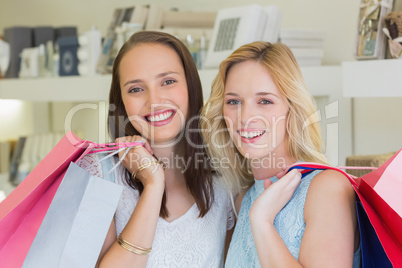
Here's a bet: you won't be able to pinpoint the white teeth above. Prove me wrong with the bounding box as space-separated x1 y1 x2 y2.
147 111 173 122
239 130 264 139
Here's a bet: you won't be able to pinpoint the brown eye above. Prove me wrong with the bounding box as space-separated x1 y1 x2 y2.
162 80 175 86
128 87 143 93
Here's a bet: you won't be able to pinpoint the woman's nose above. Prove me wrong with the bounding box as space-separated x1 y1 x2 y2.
146 87 162 106
240 103 258 126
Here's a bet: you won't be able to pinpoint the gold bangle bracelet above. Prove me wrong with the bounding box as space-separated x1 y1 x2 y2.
131 160 166 180
117 235 152 255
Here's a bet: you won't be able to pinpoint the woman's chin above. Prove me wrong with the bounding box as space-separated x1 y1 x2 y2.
147 132 184 147
238 148 268 160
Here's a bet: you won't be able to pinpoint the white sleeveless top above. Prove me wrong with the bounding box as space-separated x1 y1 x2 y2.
78 154 235 267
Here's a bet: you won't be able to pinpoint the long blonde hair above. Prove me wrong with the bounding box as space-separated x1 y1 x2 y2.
201 41 327 194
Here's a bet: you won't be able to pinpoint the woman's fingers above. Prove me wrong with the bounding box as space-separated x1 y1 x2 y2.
143 140 153 155
115 136 154 172
276 166 288 179
281 169 302 190
263 178 273 189
115 136 151 155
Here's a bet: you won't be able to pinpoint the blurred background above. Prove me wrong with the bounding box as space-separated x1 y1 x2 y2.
0 0 402 196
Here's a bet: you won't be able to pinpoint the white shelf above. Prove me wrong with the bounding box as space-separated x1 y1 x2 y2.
342 59 402 98
200 66 338 99
301 66 340 97
0 67 336 102
0 75 111 102
0 66 349 166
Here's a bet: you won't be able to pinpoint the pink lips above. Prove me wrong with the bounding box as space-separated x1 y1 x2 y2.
237 129 266 144
144 109 176 127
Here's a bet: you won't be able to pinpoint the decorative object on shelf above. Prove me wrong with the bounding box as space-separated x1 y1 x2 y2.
186 34 198 65
32 26 54 47
197 35 207 69
0 40 10 77
54 27 77 41
18 45 46 78
96 7 134 74
355 0 394 60
204 4 282 68
0 141 11 173
9 137 26 186
280 29 325 66
57 36 79 76
262 6 282 45
77 27 102 76
114 22 143 53
161 9 216 29
158 9 216 70
3 27 32 78
144 4 164 30
383 11 402 58
9 133 66 186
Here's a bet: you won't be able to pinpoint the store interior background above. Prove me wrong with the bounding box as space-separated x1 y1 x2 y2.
0 0 402 166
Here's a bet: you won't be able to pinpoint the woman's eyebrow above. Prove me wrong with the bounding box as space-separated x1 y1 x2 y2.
155 71 179 79
225 92 279 97
123 79 142 87
225 92 239 96
123 71 180 87
256 92 279 98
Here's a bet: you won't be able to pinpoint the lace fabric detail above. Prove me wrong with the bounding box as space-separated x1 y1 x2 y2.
77 153 103 179
77 154 234 267
225 170 361 268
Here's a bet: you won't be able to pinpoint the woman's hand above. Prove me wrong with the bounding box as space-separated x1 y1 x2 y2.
249 169 302 226
115 135 165 188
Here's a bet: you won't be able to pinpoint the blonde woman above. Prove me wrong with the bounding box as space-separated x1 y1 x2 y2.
201 42 361 267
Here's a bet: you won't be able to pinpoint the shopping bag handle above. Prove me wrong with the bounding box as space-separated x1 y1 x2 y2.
74 140 145 154
87 142 146 177
287 162 377 188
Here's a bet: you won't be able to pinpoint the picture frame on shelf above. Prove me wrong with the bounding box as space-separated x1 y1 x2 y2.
355 0 394 60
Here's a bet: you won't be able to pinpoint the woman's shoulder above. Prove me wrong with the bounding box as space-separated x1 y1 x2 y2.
305 169 356 216
310 169 355 195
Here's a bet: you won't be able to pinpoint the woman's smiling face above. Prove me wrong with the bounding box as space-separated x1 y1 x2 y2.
119 43 189 145
223 60 290 160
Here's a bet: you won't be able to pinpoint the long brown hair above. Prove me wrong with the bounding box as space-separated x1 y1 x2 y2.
108 31 214 218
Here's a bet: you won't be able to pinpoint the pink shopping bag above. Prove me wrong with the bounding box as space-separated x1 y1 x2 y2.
0 131 93 268
22 162 123 268
288 150 402 267
357 149 402 264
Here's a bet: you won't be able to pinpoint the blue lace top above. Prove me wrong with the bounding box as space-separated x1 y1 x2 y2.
225 170 361 268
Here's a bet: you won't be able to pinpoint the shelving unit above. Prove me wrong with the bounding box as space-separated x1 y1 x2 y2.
342 59 402 98
0 65 351 166
0 67 338 102
0 75 111 102
1 60 387 101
